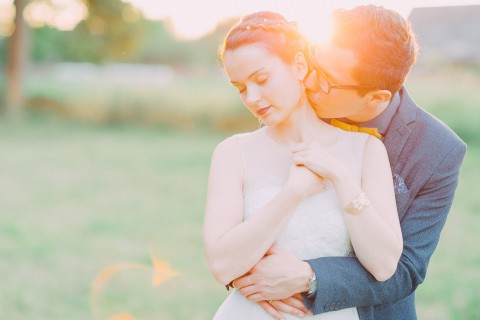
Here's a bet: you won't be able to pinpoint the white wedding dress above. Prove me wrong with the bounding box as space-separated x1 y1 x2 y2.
213 126 368 320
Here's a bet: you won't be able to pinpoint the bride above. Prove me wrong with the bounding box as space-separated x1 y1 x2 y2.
203 11 402 320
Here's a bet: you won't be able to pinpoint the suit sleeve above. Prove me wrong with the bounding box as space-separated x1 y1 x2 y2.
304 141 467 314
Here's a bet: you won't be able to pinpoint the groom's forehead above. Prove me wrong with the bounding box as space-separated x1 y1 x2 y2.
314 44 358 79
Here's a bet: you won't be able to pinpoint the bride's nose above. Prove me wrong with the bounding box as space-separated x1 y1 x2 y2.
244 86 261 105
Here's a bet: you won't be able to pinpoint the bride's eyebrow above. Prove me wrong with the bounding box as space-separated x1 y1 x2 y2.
230 68 267 84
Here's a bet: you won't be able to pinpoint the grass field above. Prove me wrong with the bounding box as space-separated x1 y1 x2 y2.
0 114 478 319
1 63 479 319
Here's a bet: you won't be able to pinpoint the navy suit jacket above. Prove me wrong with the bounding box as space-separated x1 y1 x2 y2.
304 88 467 319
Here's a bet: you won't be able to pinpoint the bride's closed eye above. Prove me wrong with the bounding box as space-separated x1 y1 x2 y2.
256 76 269 86
233 78 268 95
232 84 246 94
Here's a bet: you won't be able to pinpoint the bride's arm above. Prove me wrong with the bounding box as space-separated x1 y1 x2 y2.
204 136 317 285
294 136 402 281
333 136 402 281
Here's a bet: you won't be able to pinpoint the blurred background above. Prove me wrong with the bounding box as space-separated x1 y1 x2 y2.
1 0 479 319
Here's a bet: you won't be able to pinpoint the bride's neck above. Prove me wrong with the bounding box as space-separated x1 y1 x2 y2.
269 102 332 148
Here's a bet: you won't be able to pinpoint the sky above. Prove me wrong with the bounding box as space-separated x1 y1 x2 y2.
1 0 480 40
124 0 480 41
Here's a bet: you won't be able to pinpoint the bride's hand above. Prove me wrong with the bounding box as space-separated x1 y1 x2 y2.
256 296 311 320
285 163 325 200
292 142 349 182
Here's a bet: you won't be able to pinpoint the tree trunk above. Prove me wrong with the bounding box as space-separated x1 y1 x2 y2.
5 0 28 119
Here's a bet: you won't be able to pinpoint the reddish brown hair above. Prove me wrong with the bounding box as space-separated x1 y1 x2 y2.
219 11 308 65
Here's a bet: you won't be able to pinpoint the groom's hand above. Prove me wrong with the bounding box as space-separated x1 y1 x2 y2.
233 245 313 301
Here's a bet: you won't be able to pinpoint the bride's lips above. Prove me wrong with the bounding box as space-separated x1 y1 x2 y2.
255 106 271 117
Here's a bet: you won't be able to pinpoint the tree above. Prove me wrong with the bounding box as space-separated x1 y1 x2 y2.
76 0 148 63
5 0 28 118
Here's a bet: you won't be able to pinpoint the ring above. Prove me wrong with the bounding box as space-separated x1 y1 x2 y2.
268 300 273 304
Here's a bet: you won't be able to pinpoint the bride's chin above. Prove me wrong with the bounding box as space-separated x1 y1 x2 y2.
259 118 276 127
262 116 288 128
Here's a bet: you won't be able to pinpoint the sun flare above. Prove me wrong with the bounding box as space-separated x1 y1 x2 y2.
1 0 476 39
121 0 419 41
123 0 478 41
23 0 87 31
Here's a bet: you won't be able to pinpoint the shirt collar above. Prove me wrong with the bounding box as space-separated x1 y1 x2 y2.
338 92 401 135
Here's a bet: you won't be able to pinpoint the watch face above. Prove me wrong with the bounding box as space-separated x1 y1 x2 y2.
307 275 317 295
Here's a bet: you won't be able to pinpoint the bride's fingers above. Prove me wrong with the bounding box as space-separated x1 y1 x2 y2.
290 143 309 153
271 300 306 318
292 155 308 165
293 153 322 168
257 301 286 320
267 244 287 255
293 156 318 170
281 296 308 313
238 284 259 299
232 274 253 290
291 149 308 157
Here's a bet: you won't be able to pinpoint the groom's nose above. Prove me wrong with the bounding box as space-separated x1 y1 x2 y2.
305 69 320 92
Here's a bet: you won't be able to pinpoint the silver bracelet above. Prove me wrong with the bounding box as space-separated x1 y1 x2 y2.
345 192 370 215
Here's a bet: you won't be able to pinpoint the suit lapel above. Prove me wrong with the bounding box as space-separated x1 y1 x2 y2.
384 118 411 167
383 88 417 168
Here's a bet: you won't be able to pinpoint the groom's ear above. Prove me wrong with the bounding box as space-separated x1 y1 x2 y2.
365 90 392 104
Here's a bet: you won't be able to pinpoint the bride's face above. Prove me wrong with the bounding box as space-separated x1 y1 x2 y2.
223 44 304 126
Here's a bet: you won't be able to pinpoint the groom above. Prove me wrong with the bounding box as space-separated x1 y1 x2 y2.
232 5 466 320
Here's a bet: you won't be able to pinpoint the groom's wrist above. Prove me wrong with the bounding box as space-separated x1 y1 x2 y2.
305 267 317 297
306 271 317 297
298 262 316 295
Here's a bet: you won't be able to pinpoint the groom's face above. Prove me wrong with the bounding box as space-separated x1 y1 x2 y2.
305 44 372 122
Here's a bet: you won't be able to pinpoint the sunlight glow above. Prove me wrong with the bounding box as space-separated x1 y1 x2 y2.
124 0 480 41
0 0 15 36
24 2 53 28
24 0 87 31
166 14 221 41
123 0 169 20
1 0 479 39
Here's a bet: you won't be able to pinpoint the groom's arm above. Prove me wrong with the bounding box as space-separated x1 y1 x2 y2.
304 141 466 313
235 141 466 314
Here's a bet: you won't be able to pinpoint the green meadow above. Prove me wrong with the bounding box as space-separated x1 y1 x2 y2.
0 65 479 319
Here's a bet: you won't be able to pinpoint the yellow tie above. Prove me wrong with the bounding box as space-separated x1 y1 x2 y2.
331 119 382 139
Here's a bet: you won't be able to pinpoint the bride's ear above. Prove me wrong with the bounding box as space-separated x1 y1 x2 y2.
293 51 309 81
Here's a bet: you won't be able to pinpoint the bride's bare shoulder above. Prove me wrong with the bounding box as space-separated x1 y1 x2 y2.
214 128 265 150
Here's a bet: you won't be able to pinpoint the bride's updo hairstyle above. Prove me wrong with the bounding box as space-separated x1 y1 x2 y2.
219 11 308 65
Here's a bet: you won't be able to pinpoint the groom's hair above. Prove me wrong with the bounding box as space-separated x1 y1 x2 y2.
331 5 418 95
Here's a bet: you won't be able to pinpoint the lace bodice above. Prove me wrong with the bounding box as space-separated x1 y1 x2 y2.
236 126 368 260
212 126 368 320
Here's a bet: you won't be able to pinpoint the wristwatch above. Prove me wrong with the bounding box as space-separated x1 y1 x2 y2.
306 272 317 297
